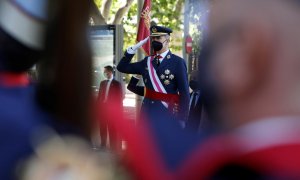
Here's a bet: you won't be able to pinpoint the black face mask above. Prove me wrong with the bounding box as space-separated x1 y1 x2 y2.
151 39 167 52
189 80 199 91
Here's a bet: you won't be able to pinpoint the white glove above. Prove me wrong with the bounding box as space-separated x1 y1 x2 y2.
127 37 149 54
133 74 142 79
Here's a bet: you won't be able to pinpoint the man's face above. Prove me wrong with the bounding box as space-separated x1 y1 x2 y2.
151 35 169 53
103 68 112 79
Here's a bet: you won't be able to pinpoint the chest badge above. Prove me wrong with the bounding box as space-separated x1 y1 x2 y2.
165 69 170 75
169 74 174 80
164 80 170 85
160 69 174 86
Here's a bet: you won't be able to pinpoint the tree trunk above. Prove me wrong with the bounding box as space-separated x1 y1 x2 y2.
112 0 134 24
90 0 106 25
101 0 112 22
175 0 184 16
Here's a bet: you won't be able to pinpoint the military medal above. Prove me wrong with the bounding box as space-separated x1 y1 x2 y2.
165 69 170 75
170 74 174 80
164 80 170 85
161 69 174 86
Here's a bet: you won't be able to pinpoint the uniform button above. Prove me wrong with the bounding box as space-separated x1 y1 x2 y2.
151 101 154 104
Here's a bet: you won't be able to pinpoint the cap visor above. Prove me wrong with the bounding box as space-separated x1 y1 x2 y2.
150 33 168 37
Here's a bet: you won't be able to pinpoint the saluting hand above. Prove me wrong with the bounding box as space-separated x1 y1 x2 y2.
127 37 149 54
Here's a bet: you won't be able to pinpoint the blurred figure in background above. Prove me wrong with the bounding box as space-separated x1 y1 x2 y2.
185 70 206 133
97 65 123 151
178 0 300 179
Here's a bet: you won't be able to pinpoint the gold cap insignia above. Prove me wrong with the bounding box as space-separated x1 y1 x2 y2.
152 27 157 33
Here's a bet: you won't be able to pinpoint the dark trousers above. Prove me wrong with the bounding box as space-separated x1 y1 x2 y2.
98 102 121 151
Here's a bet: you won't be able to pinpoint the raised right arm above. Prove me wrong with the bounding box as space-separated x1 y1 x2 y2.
117 37 149 74
117 52 144 74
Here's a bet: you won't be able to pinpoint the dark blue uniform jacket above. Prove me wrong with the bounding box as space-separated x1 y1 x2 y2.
117 51 190 122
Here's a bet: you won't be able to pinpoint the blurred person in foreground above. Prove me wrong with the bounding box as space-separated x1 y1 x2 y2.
0 0 51 179
177 0 300 179
97 65 123 151
0 0 112 179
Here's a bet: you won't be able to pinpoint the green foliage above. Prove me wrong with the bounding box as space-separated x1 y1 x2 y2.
190 24 202 57
151 0 183 30
95 0 184 54
122 0 184 53
151 0 184 52
188 0 209 57
94 0 102 7
122 2 138 53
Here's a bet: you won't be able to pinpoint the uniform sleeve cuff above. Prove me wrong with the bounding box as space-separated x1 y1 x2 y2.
132 75 141 79
124 51 135 60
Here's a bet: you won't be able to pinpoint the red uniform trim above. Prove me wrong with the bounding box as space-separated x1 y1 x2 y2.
0 72 29 87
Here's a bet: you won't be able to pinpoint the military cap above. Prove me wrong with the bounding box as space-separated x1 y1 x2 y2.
150 25 173 37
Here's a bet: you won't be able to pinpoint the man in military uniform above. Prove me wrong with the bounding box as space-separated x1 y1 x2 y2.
117 25 190 126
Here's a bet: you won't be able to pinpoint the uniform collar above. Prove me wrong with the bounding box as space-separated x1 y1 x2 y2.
157 49 170 62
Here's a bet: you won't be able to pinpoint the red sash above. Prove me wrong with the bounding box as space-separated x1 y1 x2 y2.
144 87 179 103
144 87 180 112
147 56 169 108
